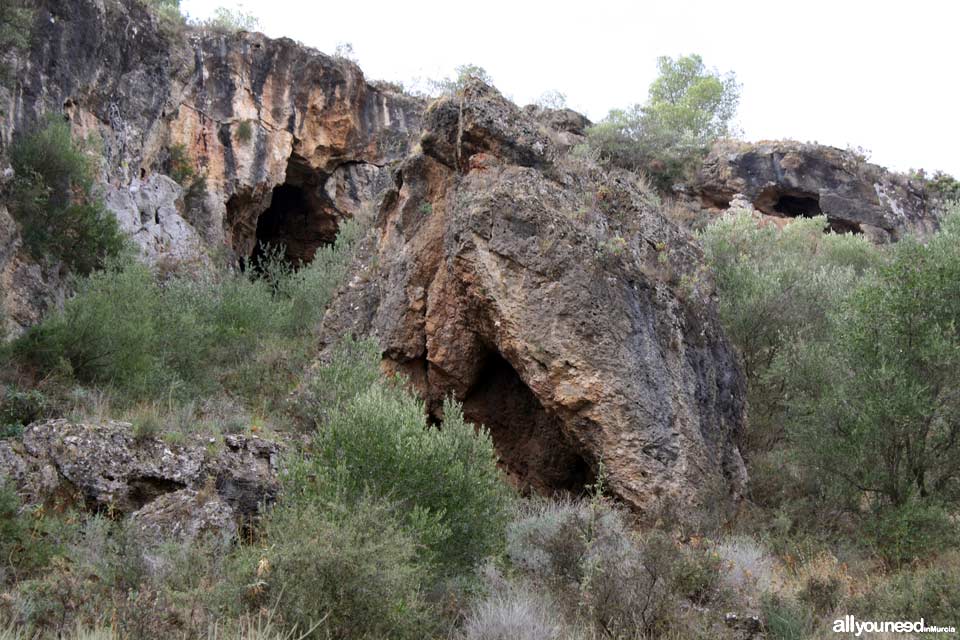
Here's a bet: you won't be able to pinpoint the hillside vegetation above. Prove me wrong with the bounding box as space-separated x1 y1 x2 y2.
0 3 958 638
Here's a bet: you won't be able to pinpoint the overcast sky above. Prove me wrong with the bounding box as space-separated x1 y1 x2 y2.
181 0 960 176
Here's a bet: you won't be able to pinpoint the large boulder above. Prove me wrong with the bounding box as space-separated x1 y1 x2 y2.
320 82 747 514
0 419 281 532
696 140 939 242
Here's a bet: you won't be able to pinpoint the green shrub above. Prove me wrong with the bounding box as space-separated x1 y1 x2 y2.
8 117 125 274
587 54 739 188
0 0 32 86
11 219 364 406
863 502 957 568
671 546 722 605
761 594 813 640
700 210 878 451
130 410 163 442
427 64 494 96
196 7 260 33
166 143 195 186
853 554 960 620
297 377 513 574
143 0 187 35
0 482 76 585
702 204 960 567
239 494 438 639
0 387 48 436
927 170 960 202
789 207 960 536
235 120 254 144
294 337 382 427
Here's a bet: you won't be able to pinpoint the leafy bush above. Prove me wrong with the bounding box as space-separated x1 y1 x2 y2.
927 170 960 202
427 64 495 96
11 219 365 405
853 553 960 620
166 143 195 186
234 120 254 144
0 0 32 85
0 482 77 586
8 117 125 274
587 54 739 188
700 210 878 451
197 6 260 33
787 208 960 556
702 205 960 567
143 0 186 32
0 387 48 436
296 372 513 574
862 502 957 568
293 337 381 427
240 495 438 639
671 545 722 605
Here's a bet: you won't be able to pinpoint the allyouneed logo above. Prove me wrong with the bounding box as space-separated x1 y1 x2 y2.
833 615 957 636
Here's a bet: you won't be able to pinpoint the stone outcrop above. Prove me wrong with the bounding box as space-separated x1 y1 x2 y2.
0 419 281 535
319 81 747 513
0 0 423 336
696 140 939 242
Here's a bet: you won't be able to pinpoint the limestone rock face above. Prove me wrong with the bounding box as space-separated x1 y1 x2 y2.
320 82 747 513
0 420 281 528
105 174 205 263
0 204 66 337
696 140 939 241
0 0 423 335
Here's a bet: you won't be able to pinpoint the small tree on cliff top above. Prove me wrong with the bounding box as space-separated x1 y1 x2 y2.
588 54 740 188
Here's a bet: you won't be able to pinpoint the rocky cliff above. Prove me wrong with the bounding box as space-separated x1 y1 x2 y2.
0 0 422 336
694 140 939 242
318 82 748 512
6 0 945 516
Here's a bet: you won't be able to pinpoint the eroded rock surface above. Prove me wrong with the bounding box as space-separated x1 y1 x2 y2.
0 420 281 533
0 0 423 336
696 140 939 241
320 82 747 514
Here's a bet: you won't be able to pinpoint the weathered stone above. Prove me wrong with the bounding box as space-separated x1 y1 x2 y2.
320 81 747 514
132 488 237 546
0 420 281 524
696 140 940 241
105 174 206 264
0 0 424 333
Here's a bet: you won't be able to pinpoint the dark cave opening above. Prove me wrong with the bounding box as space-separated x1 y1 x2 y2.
772 193 822 217
753 187 862 234
754 187 822 219
246 159 339 268
460 351 593 496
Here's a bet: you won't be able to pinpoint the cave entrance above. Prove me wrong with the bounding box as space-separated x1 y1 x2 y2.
752 187 862 234
754 187 822 219
772 193 822 217
247 159 339 268
460 351 593 496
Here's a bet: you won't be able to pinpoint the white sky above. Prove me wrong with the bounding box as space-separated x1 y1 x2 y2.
181 0 960 176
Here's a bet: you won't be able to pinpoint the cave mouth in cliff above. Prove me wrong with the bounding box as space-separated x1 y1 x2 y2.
754 187 822 219
752 187 862 235
248 159 338 268
460 351 593 496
